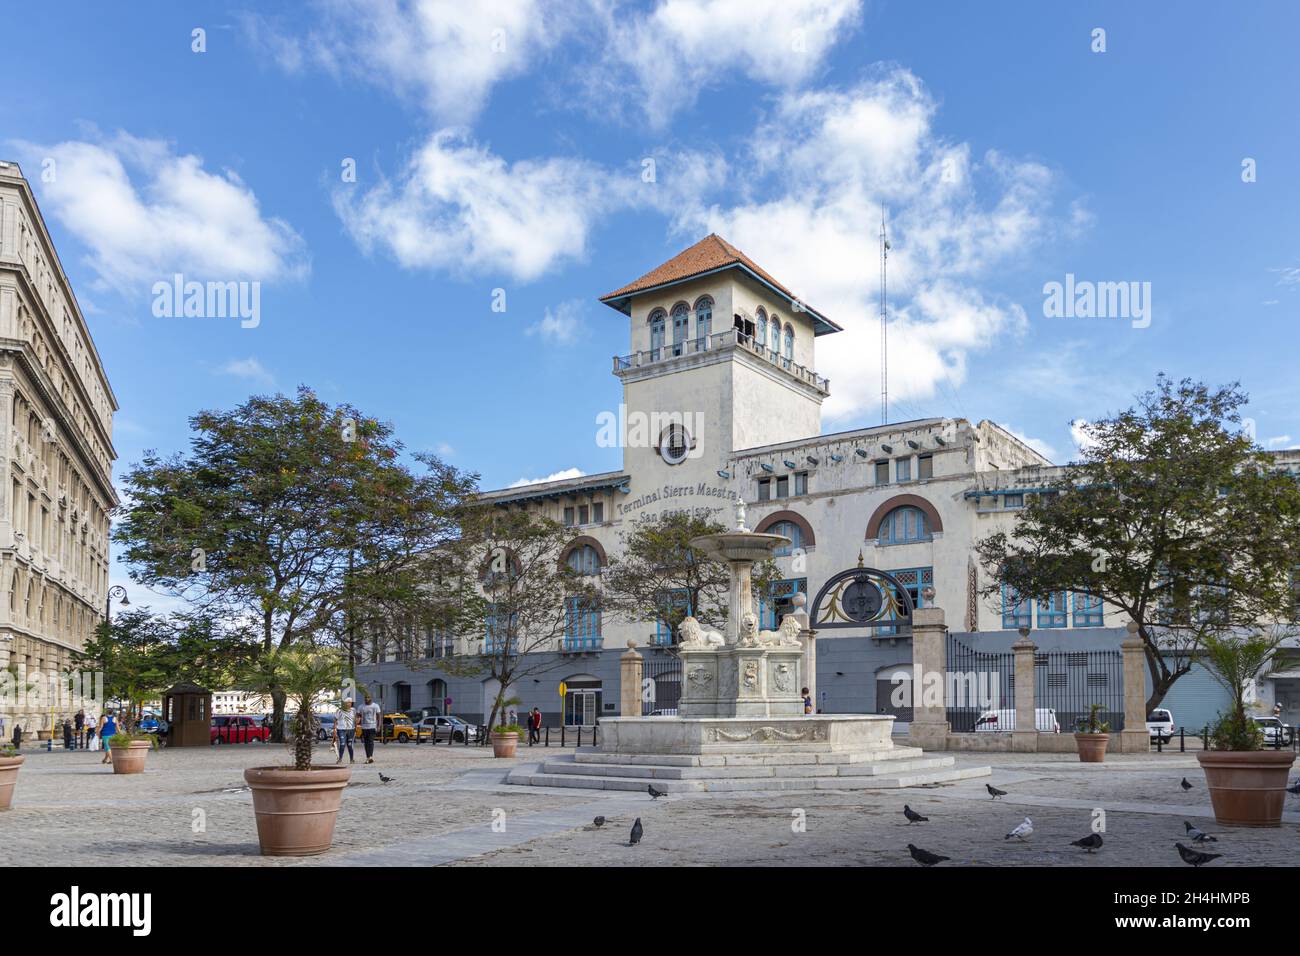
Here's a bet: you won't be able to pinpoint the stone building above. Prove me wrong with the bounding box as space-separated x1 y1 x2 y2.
0 161 118 737
357 235 1286 732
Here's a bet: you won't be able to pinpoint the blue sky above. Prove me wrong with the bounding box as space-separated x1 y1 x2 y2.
4 1 1300 547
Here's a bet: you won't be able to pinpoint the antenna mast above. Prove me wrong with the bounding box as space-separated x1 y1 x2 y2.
879 206 889 425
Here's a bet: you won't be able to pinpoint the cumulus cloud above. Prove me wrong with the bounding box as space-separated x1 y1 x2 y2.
334 130 615 282
509 467 585 487
528 298 586 344
1265 435 1294 449
242 0 577 125
1070 418 1100 455
590 0 864 128
11 133 307 296
216 357 276 389
998 424 1058 463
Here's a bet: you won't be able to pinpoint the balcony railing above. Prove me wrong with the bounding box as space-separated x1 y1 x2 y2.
614 328 829 392
562 635 603 653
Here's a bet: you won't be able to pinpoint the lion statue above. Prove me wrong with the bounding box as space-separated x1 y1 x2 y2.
678 616 725 648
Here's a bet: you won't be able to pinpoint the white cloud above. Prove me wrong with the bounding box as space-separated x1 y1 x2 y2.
998 424 1058 463
242 0 572 125
528 299 585 344
1070 418 1099 455
334 130 613 282
509 467 585 487
1265 435 1294 449
11 133 307 295
591 0 864 128
217 357 276 389
435 441 456 457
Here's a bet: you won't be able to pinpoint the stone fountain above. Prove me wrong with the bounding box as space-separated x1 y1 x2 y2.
508 500 990 793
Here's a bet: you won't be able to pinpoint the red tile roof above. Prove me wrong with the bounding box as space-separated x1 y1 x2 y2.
599 234 840 334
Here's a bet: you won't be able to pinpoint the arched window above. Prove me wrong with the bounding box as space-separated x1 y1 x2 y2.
783 325 794 363
694 296 713 341
770 317 781 355
755 309 767 351
670 303 690 355
877 506 932 544
566 544 601 576
648 309 666 356
768 520 803 556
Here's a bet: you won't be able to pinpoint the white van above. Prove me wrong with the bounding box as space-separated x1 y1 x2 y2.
1146 709 1175 743
974 708 1061 733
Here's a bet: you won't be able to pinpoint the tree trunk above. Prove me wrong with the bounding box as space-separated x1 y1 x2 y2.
269 687 287 744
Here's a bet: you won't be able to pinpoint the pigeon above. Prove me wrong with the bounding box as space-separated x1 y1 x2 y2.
378 773 393 783
907 844 950 866
986 784 1007 800
1176 842 1221 867
1070 833 1103 853
1183 821 1217 844
648 784 666 800
1286 779 1300 795
1180 777 1193 792
629 818 643 846
593 816 606 828
1005 817 1033 841
903 805 928 824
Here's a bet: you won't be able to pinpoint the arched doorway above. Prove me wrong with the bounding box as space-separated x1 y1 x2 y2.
428 678 448 716
393 680 411 713
875 663 914 722
562 674 603 727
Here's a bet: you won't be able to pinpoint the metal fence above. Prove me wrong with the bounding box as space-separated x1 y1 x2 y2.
642 651 682 716
1034 649 1125 732
945 635 1015 732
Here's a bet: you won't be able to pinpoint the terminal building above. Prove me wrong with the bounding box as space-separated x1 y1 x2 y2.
357 235 1296 733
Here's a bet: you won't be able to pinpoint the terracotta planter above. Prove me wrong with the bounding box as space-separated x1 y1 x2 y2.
490 732 519 758
1196 750 1296 827
244 765 351 856
110 740 152 775
0 755 24 810
1074 732 1110 763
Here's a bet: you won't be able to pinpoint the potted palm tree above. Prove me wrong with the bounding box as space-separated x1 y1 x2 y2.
243 646 351 856
1195 631 1296 826
1074 704 1111 763
490 723 524 757
108 731 156 774
0 745 22 810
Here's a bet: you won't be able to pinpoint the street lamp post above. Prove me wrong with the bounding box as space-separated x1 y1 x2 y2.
105 585 129 623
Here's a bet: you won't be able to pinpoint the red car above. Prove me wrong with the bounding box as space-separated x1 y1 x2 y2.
210 715 272 744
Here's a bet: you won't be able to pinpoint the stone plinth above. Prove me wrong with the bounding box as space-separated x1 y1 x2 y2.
597 714 894 755
677 644 803 718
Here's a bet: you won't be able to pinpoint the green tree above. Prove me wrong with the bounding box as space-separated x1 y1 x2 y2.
112 387 477 737
601 512 780 642
976 377 1300 711
437 507 598 732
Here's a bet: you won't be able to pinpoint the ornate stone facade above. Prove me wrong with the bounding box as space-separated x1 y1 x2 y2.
0 162 118 737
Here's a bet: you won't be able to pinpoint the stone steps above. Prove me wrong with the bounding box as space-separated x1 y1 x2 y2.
569 747 928 768
507 755 990 792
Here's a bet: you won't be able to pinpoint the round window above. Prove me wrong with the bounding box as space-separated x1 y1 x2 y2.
660 425 691 465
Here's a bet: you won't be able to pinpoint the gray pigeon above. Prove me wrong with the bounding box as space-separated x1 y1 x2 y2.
1176 842 1221 867
648 784 666 800
1183 821 1217 843
986 784 1007 800
378 773 393 783
903 804 928 824
1180 777 1193 792
593 816 606 828
629 818 643 845
1005 817 1033 840
1286 779 1300 795
1070 833 1103 853
907 843 949 866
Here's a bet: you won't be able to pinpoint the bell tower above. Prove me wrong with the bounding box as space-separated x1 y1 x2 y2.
600 235 839 520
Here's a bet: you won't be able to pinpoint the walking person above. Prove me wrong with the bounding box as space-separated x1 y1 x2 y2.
529 707 542 745
334 698 356 764
62 717 74 751
74 709 85 750
357 694 381 764
99 710 117 765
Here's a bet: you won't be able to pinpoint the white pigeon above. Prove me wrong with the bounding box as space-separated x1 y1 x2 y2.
1005 817 1033 841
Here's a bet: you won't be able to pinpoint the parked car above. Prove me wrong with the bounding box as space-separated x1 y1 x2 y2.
415 715 478 743
139 716 160 734
1250 715 1294 747
375 713 430 743
1146 708 1175 744
282 712 337 741
211 715 272 744
649 709 678 717
974 708 1061 733
405 707 441 723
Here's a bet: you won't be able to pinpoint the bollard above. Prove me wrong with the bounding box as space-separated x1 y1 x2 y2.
593 725 598 747
1156 732 1163 754
1179 726 1185 753
561 724 566 748
577 727 583 748
545 726 550 747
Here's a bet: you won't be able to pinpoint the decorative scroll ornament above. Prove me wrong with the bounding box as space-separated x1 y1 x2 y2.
710 724 828 743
